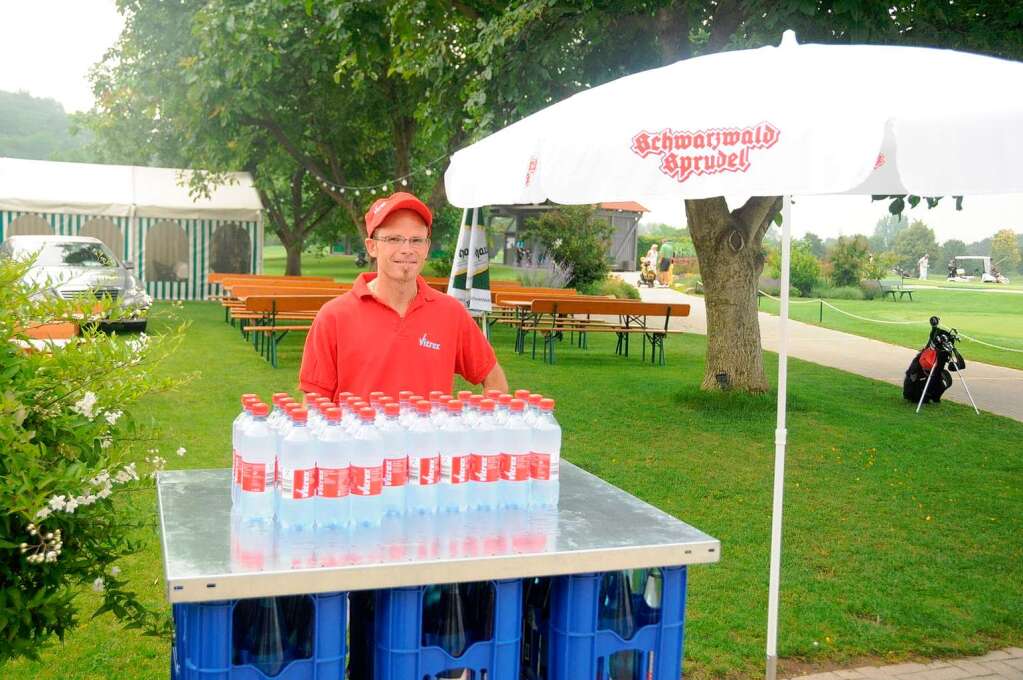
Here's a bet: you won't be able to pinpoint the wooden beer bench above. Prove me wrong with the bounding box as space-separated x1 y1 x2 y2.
239 294 338 367
520 298 690 366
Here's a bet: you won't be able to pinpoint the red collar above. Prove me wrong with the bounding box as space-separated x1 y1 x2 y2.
352 272 438 305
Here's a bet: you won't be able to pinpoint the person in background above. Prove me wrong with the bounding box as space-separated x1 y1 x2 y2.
645 243 660 271
657 240 675 287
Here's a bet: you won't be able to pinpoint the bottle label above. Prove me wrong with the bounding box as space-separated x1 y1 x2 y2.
442 455 471 484
383 457 408 487
239 459 274 493
531 452 557 481
318 466 350 498
410 456 440 486
350 465 383 496
500 453 532 482
232 449 241 487
281 466 318 500
471 453 501 483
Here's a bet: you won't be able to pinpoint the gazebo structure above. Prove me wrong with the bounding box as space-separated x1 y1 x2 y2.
0 157 264 300
489 201 646 271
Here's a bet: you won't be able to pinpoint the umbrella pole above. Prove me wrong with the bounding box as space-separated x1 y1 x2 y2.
766 195 793 680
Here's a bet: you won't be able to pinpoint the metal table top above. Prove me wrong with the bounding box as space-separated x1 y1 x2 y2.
157 462 720 603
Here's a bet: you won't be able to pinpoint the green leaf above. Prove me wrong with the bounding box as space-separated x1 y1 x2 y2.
889 197 905 215
907 195 920 208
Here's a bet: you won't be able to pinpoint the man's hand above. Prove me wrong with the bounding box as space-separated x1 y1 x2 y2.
481 361 509 393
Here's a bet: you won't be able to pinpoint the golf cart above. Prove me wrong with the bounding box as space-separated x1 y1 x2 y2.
947 255 1010 283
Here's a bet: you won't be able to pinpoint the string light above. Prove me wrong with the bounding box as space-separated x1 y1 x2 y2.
314 154 447 195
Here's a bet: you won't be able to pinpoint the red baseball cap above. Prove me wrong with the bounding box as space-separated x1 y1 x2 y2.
364 192 433 237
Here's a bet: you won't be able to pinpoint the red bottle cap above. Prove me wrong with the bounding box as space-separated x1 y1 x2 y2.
359 407 376 421
479 399 495 412
529 393 543 405
384 403 400 417
415 400 431 414
469 395 485 407
457 390 473 401
446 399 463 412
378 396 395 406
338 391 354 400
540 398 555 411
409 394 424 403
514 389 531 400
509 399 526 412
251 402 270 417
291 408 309 423
485 389 502 398
429 391 444 400
399 390 415 400
324 407 342 422
497 394 512 406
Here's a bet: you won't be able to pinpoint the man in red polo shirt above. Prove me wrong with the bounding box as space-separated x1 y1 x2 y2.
298 191 508 400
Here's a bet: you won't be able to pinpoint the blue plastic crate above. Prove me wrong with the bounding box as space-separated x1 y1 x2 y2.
171 592 346 680
371 579 523 680
547 566 688 680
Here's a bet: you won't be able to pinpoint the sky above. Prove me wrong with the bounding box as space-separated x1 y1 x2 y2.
0 1 123 113
1 1 1022 244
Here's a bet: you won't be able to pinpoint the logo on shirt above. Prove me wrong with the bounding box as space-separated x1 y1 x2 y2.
419 333 441 351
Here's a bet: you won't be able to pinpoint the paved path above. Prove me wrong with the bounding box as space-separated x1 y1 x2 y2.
788 647 1023 680
617 273 1023 423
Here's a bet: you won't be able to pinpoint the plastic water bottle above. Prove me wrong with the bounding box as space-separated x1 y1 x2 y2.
525 393 544 425
513 389 531 402
398 390 415 425
530 398 561 508
316 407 351 529
341 398 361 432
236 403 275 523
440 400 471 513
378 403 408 517
470 399 501 511
277 408 317 531
501 399 532 509
350 407 385 527
232 394 259 503
406 400 440 514
495 394 512 425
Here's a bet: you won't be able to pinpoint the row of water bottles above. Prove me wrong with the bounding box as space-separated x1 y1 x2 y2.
231 388 562 529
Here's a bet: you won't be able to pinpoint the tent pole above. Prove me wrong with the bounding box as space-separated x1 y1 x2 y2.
766 194 793 680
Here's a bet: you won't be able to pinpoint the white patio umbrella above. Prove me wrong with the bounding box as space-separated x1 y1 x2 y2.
444 30 1023 680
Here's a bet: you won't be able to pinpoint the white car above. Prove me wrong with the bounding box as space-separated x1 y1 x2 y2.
1 234 152 332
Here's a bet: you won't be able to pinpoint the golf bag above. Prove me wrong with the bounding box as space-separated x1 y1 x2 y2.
903 316 966 404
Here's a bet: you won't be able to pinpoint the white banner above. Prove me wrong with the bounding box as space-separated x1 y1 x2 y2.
446 208 471 304
466 208 492 313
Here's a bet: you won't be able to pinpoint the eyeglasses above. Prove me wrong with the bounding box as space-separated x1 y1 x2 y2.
372 235 431 248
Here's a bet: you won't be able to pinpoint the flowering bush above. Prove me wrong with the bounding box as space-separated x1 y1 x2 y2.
0 256 186 662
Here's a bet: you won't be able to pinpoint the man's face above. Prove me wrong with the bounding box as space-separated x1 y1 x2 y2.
365 209 430 284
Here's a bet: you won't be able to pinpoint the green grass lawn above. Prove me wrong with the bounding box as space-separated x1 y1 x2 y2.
758 288 1023 371
262 245 520 282
3 297 1021 680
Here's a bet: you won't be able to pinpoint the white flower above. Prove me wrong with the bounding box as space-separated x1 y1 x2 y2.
99 435 113 449
72 392 99 419
110 566 121 576
91 577 105 593
176 447 186 457
104 410 123 426
91 470 111 486
63 497 79 513
97 486 112 499
48 495 67 511
35 507 52 520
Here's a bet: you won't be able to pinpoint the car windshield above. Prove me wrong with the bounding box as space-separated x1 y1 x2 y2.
30 242 118 268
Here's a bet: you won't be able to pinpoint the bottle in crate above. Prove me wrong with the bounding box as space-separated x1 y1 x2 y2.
233 597 286 676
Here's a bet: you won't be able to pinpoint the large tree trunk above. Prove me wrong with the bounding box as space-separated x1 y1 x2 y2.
686 196 781 393
283 239 303 276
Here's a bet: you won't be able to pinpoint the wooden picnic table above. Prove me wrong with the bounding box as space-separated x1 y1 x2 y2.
240 294 338 367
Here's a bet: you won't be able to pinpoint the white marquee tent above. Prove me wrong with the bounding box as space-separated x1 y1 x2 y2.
0 157 264 300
